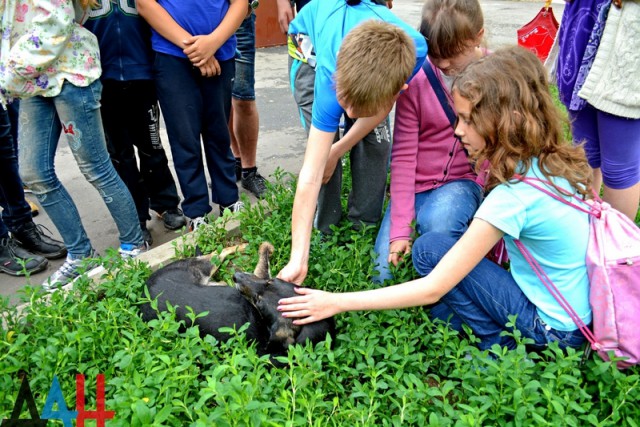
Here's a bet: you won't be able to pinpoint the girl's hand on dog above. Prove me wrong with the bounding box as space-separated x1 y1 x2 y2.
278 287 339 325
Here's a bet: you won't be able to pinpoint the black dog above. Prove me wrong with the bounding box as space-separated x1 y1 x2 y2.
140 243 335 358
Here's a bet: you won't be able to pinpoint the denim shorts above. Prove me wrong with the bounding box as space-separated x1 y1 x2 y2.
232 13 256 100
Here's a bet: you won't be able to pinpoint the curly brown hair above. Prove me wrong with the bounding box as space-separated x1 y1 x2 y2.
452 46 593 198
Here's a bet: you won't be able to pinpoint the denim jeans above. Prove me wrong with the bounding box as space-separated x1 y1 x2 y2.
233 13 256 101
18 80 142 259
412 232 586 351
153 53 238 218
373 179 482 283
0 106 31 238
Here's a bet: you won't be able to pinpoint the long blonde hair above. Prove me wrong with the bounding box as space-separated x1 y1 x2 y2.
452 46 592 198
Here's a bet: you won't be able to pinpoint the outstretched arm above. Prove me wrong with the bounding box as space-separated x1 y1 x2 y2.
278 218 504 324
277 126 336 285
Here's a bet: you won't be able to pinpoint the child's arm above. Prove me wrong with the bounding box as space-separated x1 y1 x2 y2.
276 0 295 33
322 107 392 183
277 126 336 285
278 218 504 324
137 0 192 49
183 0 247 67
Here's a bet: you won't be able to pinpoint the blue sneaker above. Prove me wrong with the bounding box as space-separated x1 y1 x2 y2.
118 242 149 258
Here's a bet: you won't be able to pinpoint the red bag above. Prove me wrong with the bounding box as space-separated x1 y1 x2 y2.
517 0 559 62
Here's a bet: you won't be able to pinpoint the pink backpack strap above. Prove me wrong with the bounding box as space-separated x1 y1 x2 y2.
512 174 597 217
511 174 600 349
514 240 598 348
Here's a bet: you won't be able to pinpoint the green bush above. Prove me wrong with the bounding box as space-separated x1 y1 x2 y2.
1 169 639 426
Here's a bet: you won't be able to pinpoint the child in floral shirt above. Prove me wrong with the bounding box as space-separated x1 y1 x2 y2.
0 0 145 291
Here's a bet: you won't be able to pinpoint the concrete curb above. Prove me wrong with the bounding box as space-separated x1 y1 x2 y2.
2 219 242 328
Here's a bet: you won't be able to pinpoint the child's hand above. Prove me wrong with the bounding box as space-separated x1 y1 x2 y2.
276 0 295 33
322 152 339 184
183 35 217 67
197 57 221 77
277 260 308 286
388 240 412 266
278 287 338 325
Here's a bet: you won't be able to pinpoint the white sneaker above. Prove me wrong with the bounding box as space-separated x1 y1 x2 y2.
119 242 149 258
188 216 207 232
42 251 99 292
219 201 245 216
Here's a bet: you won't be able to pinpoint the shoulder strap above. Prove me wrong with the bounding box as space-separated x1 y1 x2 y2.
513 175 597 216
422 61 457 127
514 240 598 348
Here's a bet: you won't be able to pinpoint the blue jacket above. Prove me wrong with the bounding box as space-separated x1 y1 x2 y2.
84 3 154 81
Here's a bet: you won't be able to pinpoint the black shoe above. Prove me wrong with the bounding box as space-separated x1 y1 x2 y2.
0 237 48 276
235 158 242 182
241 170 268 198
158 208 186 230
140 222 153 246
11 222 67 260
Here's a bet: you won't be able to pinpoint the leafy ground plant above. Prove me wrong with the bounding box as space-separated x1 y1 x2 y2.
1 168 639 426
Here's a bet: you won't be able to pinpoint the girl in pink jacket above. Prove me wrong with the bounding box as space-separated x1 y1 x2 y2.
373 0 488 283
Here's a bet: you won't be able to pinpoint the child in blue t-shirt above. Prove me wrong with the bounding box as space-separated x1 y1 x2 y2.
278 0 427 285
138 0 247 230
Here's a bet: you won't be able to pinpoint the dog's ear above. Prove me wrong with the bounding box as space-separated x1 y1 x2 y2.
253 242 275 279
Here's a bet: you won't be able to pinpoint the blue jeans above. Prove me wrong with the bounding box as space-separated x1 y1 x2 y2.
153 53 238 218
18 81 142 259
0 106 31 238
232 13 256 101
412 232 586 351
373 179 483 283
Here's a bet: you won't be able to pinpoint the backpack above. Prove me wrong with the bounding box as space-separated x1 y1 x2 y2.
514 176 640 368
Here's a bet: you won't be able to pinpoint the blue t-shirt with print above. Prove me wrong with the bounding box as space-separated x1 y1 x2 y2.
474 160 591 331
288 0 427 132
150 0 236 61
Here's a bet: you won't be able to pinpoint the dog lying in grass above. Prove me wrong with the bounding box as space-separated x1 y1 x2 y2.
140 242 335 359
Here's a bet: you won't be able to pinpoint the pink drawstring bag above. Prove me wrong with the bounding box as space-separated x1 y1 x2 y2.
514 177 640 369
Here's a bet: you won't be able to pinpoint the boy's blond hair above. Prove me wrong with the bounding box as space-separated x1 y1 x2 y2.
335 20 416 117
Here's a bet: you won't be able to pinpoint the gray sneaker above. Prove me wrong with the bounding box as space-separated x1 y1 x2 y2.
42 251 99 292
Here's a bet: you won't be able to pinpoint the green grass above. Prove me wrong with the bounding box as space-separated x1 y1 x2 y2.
1 169 639 426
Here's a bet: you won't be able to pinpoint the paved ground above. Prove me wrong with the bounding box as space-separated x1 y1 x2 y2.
1 0 565 299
